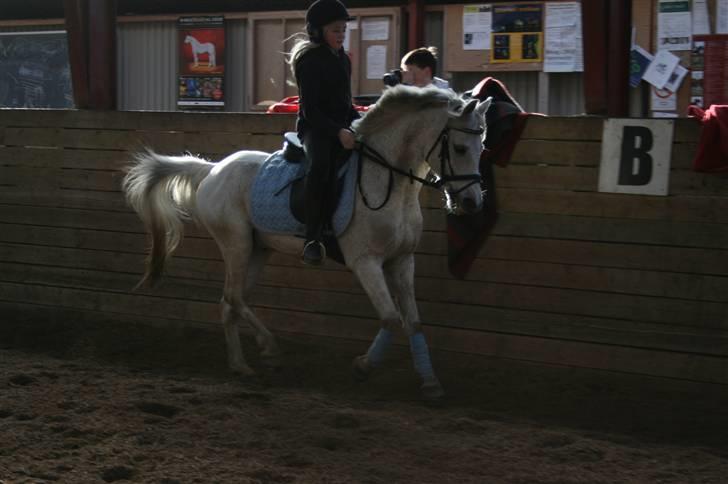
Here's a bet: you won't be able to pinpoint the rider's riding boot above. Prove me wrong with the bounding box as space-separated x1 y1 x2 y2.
302 178 327 266
302 239 326 266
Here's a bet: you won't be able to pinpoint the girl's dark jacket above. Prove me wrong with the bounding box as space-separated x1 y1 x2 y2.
295 45 359 141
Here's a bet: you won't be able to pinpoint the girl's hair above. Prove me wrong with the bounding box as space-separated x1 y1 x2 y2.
285 34 319 76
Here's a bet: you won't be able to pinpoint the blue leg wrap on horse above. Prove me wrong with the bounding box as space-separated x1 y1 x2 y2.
366 328 393 367
409 332 435 381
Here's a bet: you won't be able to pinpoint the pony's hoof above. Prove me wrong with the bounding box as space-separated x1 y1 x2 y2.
352 355 370 382
421 380 445 403
231 365 256 378
260 353 283 371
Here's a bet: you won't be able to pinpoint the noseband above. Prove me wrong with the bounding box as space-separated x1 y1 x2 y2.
357 123 484 210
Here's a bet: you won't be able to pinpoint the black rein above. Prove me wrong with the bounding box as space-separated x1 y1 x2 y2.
356 125 485 210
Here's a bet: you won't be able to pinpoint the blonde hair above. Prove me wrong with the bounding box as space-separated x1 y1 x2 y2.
285 33 320 77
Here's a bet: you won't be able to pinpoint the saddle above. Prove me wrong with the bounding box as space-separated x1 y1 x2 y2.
249 132 359 264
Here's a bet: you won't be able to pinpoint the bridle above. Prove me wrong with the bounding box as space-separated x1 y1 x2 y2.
357 123 485 210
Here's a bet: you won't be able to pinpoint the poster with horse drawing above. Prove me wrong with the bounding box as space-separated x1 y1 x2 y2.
178 16 225 109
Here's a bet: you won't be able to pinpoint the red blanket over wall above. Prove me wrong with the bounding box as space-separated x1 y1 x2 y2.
688 104 728 173
446 77 537 279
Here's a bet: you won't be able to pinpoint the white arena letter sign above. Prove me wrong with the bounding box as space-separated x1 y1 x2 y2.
598 118 674 196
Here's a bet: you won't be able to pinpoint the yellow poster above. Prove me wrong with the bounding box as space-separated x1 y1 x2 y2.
490 3 543 63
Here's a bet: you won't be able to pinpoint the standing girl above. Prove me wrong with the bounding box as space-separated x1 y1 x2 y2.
288 0 358 265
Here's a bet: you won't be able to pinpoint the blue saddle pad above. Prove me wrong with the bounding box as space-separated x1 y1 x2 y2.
250 150 359 237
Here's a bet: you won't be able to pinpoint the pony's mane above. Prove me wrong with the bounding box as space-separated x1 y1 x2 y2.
354 85 459 137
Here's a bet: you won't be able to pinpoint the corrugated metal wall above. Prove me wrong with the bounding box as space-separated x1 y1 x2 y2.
117 21 177 111
116 19 247 112
452 71 584 115
224 19 247 112
452 71 540 113
548 72 585 115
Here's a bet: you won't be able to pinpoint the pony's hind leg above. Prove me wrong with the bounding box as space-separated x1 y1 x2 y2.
218 240 281 375
243 246 281 368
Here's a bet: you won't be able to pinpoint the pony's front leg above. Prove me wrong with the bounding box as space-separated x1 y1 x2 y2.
350 258 400 379
385 254 444 401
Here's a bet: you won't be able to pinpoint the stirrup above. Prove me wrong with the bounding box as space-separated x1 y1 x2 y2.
302 240 326 266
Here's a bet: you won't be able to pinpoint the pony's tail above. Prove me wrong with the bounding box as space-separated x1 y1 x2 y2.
122 149 214 289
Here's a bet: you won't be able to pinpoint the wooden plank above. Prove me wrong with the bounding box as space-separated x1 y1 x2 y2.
4 240 727 308
0 110 296 134
3 297 726 385
2 211 727 279
520 116 604 141
2 259 726 336
2 198 728 269
509 139 602 166
1 258 726 360
417 167 728 208
673 118 702 143
419 210 728 249
496 188 728 224
3 127 282 154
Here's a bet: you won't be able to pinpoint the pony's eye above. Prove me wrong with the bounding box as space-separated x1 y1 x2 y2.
453 145 468 155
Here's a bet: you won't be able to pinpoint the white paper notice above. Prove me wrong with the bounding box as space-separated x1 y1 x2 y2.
344 19 357 52
663 64 688 92
463 5 492 50
657 0 691 50
718 0 728 34
362 18 389 41
692 0 711 35
652 87 678 111
544 2 583 72
643 50 680 88
366 45 387 79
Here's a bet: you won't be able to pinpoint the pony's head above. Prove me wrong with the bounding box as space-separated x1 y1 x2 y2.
184 35 193 44
436 95 491 214
354 86 491 214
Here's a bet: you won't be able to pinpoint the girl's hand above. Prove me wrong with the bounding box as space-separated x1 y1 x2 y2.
338 128 356 150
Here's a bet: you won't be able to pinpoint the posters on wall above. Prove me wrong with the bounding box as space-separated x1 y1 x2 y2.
643 49 680 89
366 45 387 79
718 0 728 34
343 18 358 52
630 46 654 87
690 41 705 107
490 3 543 63
178 16 225 110
463 5 492 50
692 0 711 35
0 31 73 108
362 18 389 41
543 2 583 72
657 0 691 51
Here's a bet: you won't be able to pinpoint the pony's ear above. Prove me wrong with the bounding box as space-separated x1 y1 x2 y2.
460 98 478 116
475 96 493 119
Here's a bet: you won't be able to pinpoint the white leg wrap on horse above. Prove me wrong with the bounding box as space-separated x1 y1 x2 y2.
366 328 393 367
409 331 436 381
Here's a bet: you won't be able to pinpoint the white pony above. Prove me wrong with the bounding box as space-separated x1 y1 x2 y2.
184 35 216 68
123 86 491 400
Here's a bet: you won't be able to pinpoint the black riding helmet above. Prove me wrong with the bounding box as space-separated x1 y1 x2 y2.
306 0 353 41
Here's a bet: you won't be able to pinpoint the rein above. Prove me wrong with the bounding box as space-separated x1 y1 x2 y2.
356 124 484 210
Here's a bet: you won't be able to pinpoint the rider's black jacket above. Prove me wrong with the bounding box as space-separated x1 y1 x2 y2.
295 45 359 140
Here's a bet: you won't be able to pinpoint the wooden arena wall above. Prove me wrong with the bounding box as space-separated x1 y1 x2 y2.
1 110 726 384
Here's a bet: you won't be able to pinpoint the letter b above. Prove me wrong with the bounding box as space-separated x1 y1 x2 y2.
618 126 653 186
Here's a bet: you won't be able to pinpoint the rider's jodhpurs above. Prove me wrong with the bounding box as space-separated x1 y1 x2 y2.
302 130 344 242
